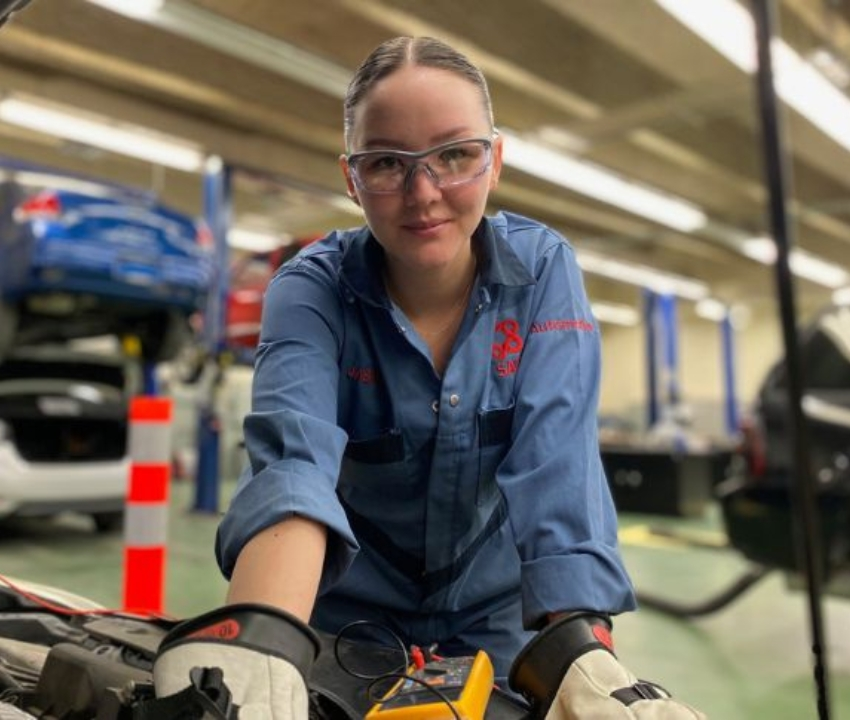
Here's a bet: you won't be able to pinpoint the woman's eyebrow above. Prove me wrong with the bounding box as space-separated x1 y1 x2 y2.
358 127 477 152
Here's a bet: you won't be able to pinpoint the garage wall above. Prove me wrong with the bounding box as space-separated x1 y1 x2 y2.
598 304 786 438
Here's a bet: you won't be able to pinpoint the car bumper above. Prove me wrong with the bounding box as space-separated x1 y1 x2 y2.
0 442 129 517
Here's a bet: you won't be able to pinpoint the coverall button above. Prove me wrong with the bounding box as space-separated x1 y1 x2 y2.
449 394 460 407
431 400 439 413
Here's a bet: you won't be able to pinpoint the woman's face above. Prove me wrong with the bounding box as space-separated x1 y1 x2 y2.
341 65 502 276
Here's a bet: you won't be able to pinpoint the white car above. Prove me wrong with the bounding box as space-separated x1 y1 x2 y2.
0 346 133 532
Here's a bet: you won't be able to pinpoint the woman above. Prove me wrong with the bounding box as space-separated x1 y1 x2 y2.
154 37 704 719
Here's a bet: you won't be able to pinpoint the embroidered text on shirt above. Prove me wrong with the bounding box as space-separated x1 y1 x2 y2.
347 366 378 384
530 319 594 333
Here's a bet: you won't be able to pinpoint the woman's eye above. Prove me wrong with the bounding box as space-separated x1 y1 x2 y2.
365 155 404 172
439 148 468 163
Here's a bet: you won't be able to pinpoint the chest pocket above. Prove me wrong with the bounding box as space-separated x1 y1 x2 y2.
477 404 514 506
339 429 428 502
344 430 405 464
339 429 432 562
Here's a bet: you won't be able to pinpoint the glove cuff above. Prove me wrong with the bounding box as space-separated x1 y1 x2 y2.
157 603 321 685
508 612 613 715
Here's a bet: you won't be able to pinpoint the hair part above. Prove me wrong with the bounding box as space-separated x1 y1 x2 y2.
343 36 494 150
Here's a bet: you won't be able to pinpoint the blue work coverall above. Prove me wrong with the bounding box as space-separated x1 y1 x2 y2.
216 211 636 678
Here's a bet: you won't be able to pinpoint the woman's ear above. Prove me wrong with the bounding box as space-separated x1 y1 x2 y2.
489 133 503 191
339 155 361 206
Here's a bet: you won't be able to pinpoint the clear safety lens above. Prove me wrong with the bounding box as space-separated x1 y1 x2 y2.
348 138 493 194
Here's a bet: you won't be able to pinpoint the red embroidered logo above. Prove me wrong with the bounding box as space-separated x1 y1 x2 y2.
188 619 241 641
592 624 614 652
347 366 377 384
492 319 524 378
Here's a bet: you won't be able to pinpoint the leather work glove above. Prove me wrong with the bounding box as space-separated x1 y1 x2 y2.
509 613 707 719
149 603 320 720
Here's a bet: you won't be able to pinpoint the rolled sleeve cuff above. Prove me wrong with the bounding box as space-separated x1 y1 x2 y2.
215 458 358 591
520 553 637 630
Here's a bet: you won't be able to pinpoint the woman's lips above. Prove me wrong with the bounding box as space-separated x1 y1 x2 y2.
403 219 448 236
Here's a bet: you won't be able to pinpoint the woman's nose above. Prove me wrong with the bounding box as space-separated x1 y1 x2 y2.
403 163 442 201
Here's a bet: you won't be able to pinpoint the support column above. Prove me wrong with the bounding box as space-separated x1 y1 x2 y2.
193 156 232 514
658 292 680 409
644 290 681 429
720 313 739 438
643 289 660 429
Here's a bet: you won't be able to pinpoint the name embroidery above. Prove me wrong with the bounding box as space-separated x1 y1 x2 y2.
347 366 377 384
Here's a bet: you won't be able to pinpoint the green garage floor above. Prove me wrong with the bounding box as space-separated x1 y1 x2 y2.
1 478 848 720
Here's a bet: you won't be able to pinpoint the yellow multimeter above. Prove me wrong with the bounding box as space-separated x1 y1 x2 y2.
365 650 494 720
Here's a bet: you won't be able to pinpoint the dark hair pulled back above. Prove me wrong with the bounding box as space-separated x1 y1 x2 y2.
343 36 494 149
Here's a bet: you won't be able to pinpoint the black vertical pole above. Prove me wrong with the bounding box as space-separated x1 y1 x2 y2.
750 2 830 718
644 289 660 429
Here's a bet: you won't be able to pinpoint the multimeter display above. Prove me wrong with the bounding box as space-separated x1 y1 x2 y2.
366 651 494 720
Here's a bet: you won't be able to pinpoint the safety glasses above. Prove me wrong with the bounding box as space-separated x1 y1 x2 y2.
346 137 494 194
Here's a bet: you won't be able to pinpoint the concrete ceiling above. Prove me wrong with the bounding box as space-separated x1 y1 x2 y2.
1 0 850 316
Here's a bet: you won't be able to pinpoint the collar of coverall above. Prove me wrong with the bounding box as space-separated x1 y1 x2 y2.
338 214 536 308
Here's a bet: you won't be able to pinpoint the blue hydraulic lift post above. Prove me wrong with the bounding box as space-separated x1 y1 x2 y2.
658 293 680 409
643 289 659 428
720 313 739 438
193 156 232 514
141 362 158 396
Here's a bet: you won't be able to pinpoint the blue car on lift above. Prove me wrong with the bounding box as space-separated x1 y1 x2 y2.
0 160 214 363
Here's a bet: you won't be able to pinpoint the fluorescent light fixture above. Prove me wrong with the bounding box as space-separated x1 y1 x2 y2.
0 97 204 172
205 155 224 175
500 129 707 232
529 125 589 154
785 247 847 289
86 0 163 20
832 287 850 306
808 48 850 90
743 237 849 288
228 227 290 252
771 43 850 155
741 237 776 264
576 249 709 300
656 0 850 153
10 171 119 198
654 0 757 72
729 304 751 329
591 302 639 326
91 0 352 100
695 298 728 322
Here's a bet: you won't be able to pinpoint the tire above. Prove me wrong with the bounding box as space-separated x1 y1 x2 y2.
0 301 18 363
136 310 192 364
92 510 124 533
